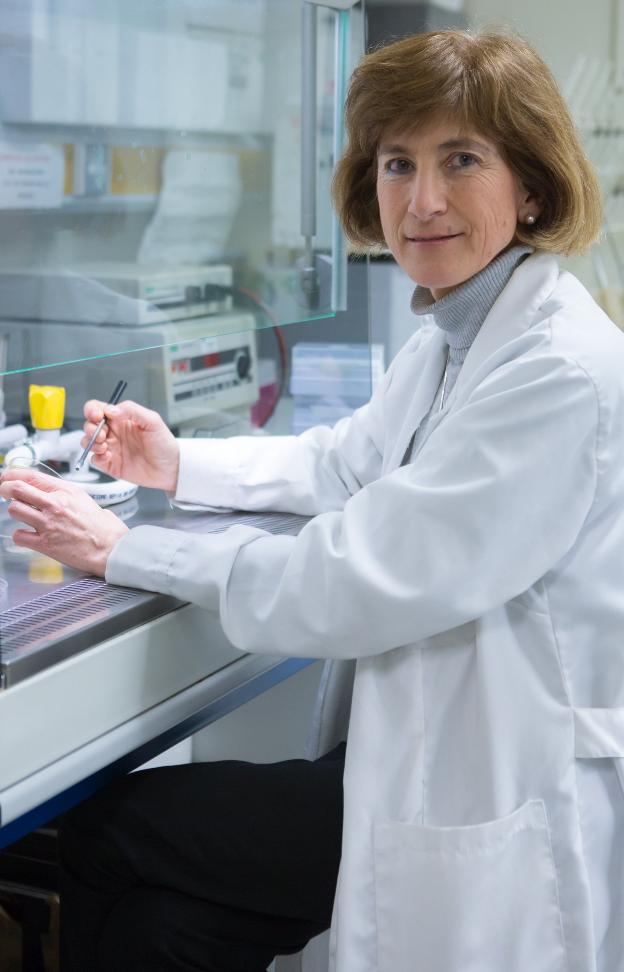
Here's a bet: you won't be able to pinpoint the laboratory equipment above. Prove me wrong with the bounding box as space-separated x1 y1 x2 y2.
0 263 234 327
290 342 384 433
2 385 138 508
0 424 28 453
0 8 368 971
1 261 259 433
4 314 259 435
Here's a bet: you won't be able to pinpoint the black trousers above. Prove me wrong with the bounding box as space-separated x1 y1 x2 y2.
58 744 346 972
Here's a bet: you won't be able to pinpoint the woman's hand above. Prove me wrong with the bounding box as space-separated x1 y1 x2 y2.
82 399 180 492
0 469 129 575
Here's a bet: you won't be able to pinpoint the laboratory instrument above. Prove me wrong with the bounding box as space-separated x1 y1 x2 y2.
2 385 138 507
4 314 259 435
0 263 234 326
74 379 127 470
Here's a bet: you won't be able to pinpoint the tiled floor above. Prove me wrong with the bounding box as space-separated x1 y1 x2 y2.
0 900 59 972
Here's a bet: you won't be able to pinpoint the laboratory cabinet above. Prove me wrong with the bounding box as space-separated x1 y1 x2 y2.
0 0 371 850
0 13 370 972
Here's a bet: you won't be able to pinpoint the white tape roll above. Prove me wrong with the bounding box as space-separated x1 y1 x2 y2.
63 474 139 508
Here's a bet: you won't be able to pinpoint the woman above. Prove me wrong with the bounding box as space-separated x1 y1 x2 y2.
2 28 623 972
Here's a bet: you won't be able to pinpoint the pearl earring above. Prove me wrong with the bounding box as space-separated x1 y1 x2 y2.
526 215 536 224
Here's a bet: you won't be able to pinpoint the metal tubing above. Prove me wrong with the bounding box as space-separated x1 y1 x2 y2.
331 9 350 311
301 2 318 243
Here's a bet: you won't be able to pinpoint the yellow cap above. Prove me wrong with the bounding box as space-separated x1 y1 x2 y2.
29 555 64 584
29 385 66 430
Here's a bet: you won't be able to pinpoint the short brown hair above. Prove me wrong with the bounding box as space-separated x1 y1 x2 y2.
333 29 602 255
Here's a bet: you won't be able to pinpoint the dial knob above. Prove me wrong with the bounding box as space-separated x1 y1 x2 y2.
235 349 251 379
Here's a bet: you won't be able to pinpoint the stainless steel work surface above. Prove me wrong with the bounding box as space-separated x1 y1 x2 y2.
0 488 309 688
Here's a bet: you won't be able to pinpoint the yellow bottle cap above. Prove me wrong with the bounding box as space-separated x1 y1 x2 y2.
29 555 64 584
29 385 66 430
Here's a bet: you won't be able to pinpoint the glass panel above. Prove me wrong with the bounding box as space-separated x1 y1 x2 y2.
0 0 362 381
0 0 371 688
0 0 371 443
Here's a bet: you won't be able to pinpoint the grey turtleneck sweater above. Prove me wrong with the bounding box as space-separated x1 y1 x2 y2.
406 244 533 463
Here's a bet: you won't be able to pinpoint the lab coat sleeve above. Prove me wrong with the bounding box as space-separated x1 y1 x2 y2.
106 351 599 659
171 415 381 515
170 341 412 515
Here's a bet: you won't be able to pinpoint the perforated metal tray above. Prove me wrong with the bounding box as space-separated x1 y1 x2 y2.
0 497 310 690
0 578 182 689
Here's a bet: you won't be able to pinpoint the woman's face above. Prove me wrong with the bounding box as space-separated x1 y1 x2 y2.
376 117 540 299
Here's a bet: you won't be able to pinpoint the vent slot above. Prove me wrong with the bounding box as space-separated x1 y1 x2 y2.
0 578 147 655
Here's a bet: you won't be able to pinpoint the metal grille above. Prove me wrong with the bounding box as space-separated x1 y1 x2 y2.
0 578 142 655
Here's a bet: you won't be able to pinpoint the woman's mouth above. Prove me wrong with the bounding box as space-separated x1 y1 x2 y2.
407 233 462 245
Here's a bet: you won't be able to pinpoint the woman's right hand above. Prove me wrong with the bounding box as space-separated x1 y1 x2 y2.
82 399 180 492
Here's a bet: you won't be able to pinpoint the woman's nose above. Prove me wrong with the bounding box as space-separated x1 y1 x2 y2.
406 170 447 219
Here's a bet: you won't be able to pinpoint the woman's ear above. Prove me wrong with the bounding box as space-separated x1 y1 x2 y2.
517 184 543 223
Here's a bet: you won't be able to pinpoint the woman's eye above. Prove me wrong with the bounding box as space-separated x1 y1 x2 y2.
385 158 411 174
449 153 477 169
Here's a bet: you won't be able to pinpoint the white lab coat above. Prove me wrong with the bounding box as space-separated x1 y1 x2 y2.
108 252 624 972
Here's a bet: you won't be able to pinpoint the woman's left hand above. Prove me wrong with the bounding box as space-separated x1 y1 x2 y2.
0 468 129 575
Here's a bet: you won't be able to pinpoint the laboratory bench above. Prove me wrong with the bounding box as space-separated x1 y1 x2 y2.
0 487 314 849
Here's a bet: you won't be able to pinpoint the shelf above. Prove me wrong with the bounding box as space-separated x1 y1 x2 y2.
59 194 157 214
2 122 272 151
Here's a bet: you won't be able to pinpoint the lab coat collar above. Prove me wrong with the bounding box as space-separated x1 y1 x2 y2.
385 324 449 473
446 251 561 406
385 252 560 473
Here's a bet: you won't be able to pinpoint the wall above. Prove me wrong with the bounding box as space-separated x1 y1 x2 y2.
463 0 621 300
463 0 614 89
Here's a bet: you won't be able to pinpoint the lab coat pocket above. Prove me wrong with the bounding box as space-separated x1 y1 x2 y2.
374 800 567 972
